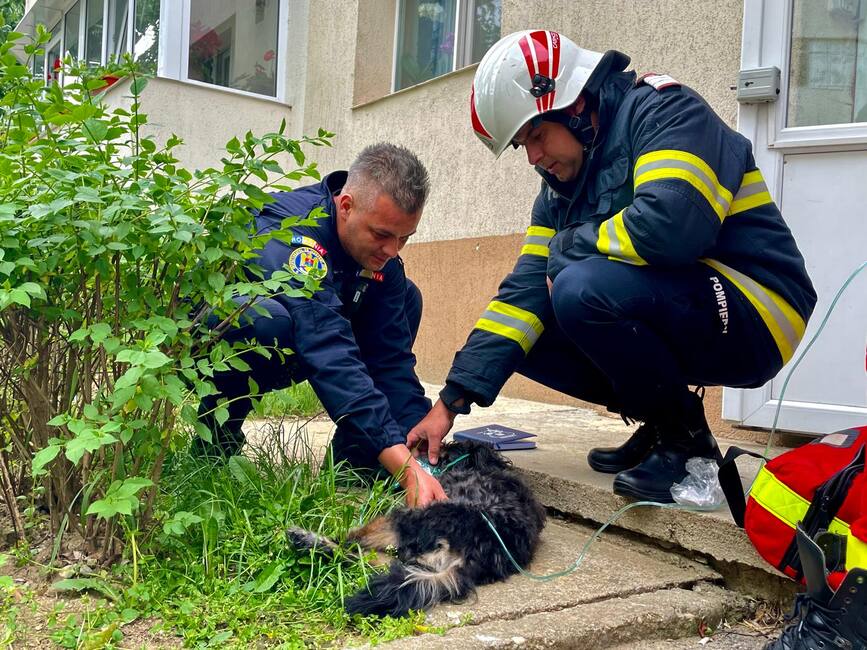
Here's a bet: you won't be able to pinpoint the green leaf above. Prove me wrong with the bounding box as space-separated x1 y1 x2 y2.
130 76 149 95
85 478 151 521
227 456 259 487
53 577 120 602
32 444 62 477
214 406 229 427
162 510 203 536
90 323 112 343
243 183 272 204
142 349 171 369
65 429 117 465
207 272 225 292
253 560 285 593
82 118 109 142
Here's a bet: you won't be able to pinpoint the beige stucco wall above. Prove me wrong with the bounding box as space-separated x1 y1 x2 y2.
101 77 300 174
305 0 744 245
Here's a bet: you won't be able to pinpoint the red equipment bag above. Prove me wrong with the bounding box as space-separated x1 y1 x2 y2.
723 425 867 588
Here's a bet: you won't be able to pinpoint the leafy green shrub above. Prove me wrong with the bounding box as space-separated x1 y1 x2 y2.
0 27 331 558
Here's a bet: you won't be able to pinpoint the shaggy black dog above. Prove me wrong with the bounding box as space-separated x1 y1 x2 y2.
287 440 546 618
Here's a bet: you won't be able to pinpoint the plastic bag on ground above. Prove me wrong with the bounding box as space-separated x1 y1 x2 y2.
670 456 726 509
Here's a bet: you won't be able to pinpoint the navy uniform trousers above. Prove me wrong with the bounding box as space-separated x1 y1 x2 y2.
517 258 784 422
196 279 423 460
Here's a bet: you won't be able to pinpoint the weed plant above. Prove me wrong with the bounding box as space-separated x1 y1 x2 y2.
257 381 323 420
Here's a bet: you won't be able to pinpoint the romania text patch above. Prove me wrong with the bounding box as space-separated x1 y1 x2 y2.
288 246 328 278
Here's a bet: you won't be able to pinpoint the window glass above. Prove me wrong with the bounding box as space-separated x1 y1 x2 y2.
107 0 129 62
133 0 159 75
84 0 104 67
64 1 81 60
46 36 62 83
45 20 62 83
787 0 867 126
396 0 457 90
470 0 500 64
188 0 280 97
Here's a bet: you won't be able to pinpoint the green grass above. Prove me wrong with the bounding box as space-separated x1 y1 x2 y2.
256 382 323 419
46 427 431 648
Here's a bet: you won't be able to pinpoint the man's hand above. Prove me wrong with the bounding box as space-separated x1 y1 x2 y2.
406 399 456 465
401 463 448 508
378 442 447 508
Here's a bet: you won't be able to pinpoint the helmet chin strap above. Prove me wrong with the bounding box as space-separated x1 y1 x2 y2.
541 102 597 153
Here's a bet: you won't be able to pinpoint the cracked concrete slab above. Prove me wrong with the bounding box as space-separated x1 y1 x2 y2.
382 584 749 649
425 519 720 628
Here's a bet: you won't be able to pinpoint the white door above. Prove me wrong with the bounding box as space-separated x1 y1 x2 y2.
724 0 867 434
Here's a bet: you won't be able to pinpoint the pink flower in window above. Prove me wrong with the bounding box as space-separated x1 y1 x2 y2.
263 49 275 62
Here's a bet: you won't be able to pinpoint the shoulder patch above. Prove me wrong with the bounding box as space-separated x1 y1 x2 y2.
288 246 328 279
637 72 680 91
358 269 385 282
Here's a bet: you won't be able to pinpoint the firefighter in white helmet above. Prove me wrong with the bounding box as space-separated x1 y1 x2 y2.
408 30 816 504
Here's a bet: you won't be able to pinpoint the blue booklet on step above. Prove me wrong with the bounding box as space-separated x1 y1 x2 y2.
452 424 537 451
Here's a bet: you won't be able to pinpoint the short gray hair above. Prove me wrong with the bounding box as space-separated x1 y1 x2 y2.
346 143 430 214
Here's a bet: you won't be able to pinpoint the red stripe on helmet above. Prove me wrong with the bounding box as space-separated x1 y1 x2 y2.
517 35 543 113
550 32 561 111
529 31 549 80
529 31 552 110
470 86 493 139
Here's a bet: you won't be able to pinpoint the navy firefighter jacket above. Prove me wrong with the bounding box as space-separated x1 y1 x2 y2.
447 70 817 407
251 171 430 458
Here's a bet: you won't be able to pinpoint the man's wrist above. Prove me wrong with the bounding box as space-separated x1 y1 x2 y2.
378 443 418 484
439 384 472 415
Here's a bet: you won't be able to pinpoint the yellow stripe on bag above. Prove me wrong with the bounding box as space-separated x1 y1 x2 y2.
750 466 867 572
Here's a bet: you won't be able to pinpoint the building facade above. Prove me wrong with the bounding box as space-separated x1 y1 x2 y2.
16 0 867 436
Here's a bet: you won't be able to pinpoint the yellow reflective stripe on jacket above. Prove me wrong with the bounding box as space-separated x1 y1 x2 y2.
729 169 773 216
702 258 806 363
474 301 544 354
521 226 556 258
634 150 733 221
596 208 648 265
751 466 867 572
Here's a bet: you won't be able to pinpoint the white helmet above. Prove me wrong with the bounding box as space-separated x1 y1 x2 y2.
471 30 623 157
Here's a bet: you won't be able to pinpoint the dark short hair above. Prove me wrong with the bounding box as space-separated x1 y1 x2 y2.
346 143 430 214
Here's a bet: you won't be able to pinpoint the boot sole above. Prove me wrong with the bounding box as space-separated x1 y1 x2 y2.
587 457 638 474
612 477 676 504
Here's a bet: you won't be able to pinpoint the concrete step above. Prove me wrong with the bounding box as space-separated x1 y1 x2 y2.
384 585 747 649
378 519 751 649
609 630 771 650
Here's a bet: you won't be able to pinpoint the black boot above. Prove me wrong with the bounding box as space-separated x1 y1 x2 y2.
612 391 719 503
587 421 659 474
765 526 867 649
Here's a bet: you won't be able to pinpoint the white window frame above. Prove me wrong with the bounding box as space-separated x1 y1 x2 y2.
159 0 289 104
747 0 867 152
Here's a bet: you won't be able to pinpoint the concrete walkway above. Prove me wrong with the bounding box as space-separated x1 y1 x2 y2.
244 385 794 648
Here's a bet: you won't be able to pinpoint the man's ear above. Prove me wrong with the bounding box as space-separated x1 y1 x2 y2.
336 192 353 218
